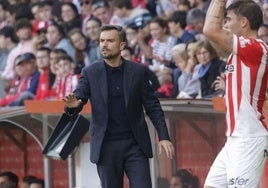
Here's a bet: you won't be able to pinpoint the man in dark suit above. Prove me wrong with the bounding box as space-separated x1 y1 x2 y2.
63 25 174 188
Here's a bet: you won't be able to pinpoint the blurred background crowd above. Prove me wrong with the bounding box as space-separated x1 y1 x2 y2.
0 0 267 107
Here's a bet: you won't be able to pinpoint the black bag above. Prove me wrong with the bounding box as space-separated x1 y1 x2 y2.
43 113 89 160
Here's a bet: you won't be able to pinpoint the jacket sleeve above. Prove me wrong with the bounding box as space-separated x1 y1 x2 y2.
142 67 170 141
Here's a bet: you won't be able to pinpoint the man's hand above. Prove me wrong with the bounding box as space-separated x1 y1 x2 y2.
158 140 175 159
62 93 82 108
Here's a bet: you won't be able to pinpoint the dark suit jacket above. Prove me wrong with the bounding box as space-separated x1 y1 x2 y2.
67 59 170 163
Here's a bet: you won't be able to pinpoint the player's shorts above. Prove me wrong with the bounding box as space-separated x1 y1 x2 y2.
204 136 268 188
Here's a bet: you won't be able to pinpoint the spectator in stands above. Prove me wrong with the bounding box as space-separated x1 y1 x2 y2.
85 16 102 64
49 48 67 76
121 45 133 61
0 53 39 107
176 0 192 12
0 26 17 98
0 1 9 29
134 13 153 65
44 21 75 60
0 171 19 188
79 0 93 34
61 2 82 34
30 2 41 21
169 169 200 188
67 28 89 73
186 8 206 41
112 0 149 26
55 54 79 100
38 1 54 22
34 47 57 100
14 3 33 22
170 43 200 99
20 175 37 188
49 48 68 99
186 41 197 66
29 178 44 188
1 18 33 80
32 21 49 54
5 4 17 27
258 24 268 44
262 2 268 25
156 0 176 19
149 17 176 77
168 11 195 44
193 0 210 12
91 0 112 25
194 39 225 98
155 72 173 98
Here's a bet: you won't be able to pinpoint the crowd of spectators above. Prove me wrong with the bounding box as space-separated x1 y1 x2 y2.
0 0 267 107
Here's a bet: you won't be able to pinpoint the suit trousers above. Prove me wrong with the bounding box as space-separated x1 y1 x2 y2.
96 137 152 188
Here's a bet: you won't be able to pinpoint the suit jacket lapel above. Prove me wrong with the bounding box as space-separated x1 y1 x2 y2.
97 62 108 105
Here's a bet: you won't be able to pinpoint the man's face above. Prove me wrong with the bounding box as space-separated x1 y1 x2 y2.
70 32 87 50
168 21 178 36
16 27 32 41
57 59 73 77
99 29 124 60
258 26 268 44
39 5 53 21
80 0 91 15
36 51 50 69
93 7 111 25
86 20 100 41
46 25 61 45
224 10 242 36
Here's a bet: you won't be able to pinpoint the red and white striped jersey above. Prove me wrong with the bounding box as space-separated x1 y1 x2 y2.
225 35 268 137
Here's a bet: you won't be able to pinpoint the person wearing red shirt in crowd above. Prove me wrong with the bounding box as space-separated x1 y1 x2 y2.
0 53 39 106
34 47 57 100
55 54 79 100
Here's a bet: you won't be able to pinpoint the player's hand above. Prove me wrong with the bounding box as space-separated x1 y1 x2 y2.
158 140 175 159
62 93 82 108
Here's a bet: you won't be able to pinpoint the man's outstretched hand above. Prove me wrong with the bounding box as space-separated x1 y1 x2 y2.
62 93 82 108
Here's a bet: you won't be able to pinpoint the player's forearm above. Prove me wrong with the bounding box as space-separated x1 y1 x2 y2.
203 0 227 38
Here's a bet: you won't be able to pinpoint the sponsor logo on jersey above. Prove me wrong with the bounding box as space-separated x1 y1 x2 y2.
228 177 249 186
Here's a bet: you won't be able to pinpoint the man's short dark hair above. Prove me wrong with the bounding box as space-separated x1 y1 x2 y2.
100 25 126 42
91 0 109 10
0 26 18 43
29 178 44 188
169 11 187 29
14 18 33 32
113 0 132 9
86 16 102 27
0 0 9 11
0 171 19 186
227 0 263 30
38 0 54 8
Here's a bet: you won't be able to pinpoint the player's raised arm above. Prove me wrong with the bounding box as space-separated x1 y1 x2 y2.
203 0 233 53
